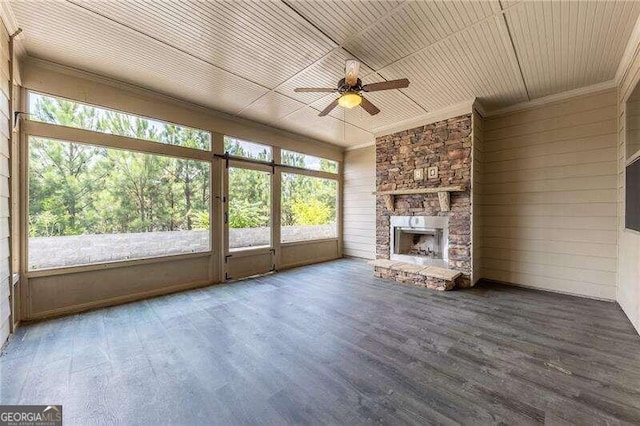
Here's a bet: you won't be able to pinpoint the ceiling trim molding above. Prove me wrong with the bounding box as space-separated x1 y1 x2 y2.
0 2 25 57
497 0 530 101
616 13 640 85
484 80 617 118
473 99 488 118
344 141 375 151
0 2 19 35
372 99 475 138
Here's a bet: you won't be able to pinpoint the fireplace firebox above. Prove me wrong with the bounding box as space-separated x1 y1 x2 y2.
390 216 449 268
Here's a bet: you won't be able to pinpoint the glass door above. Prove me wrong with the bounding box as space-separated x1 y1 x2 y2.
224 161 274 279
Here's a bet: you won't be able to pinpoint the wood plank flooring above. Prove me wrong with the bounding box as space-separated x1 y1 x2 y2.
2 258 640 425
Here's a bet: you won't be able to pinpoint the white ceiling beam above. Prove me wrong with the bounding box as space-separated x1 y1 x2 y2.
496 0 530 101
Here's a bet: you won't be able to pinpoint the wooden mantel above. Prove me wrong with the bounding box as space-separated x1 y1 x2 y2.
372 185 465 212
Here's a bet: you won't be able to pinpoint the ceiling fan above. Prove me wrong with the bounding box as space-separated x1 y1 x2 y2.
294 60 410 117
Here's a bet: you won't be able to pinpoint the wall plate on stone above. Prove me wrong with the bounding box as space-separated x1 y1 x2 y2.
413 168 424 181
428 166 438 179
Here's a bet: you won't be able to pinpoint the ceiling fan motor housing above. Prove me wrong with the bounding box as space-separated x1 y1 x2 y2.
338 77 363 94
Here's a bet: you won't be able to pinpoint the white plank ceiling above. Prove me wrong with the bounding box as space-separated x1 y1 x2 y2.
9 0 640 147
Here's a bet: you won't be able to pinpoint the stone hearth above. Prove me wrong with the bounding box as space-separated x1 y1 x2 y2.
375 113 472 289
369 259 462 291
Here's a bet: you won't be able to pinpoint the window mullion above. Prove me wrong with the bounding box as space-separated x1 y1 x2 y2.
24 120 210 161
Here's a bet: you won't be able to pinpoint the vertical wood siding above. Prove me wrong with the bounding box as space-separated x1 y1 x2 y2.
618 44 640 334
343 146 376 259
480 89 619 300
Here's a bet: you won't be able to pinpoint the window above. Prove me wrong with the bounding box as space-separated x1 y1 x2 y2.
28 137 211 270
29 92 211 150
281 173 337 243
281 149 338 173
228 167 271 250
224 136 272 161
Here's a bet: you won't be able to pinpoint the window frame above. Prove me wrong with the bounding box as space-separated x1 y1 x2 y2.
279 170 339 244
23 91 216 276
28 90 213 152
27 135 213 271
226 160 273 253
281 148 339 174
22 89 343 279
223 135 273 162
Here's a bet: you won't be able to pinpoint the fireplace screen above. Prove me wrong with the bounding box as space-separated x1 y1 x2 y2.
389 216 449 267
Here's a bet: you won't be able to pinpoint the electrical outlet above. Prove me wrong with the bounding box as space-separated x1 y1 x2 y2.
414 168 424 181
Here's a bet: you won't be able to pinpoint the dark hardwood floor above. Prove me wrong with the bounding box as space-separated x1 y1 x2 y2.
2 258 640 425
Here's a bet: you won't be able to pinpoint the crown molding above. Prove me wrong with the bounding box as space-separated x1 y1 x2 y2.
483 80 617 118
344 141 375 151
372 99 475 138
0 2 19 35
472 99 487 118
0 2 25 57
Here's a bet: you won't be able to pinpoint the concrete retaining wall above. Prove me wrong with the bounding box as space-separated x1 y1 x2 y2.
29 224 336 269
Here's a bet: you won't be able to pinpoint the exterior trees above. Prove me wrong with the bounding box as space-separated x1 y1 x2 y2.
29 95 210 237
29 95 336 243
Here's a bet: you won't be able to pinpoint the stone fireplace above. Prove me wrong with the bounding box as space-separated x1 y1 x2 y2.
374 113 472 289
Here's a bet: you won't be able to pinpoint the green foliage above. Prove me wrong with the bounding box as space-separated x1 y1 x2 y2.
228 167 270 229
29 96 338 238
193 211 210 230
291 198 331 225
29 96 210 237
224 137 271 161
281 173 337 227
32 93 211 150
229 199 267 228
281 150 338 173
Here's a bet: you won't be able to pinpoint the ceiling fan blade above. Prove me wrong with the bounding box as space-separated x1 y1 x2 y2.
362 78 410 92
319 98 340 116
294 87 337 93
360 96 380 116
345 60 360 86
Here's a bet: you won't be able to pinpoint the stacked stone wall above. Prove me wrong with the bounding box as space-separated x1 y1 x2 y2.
375 114 472 286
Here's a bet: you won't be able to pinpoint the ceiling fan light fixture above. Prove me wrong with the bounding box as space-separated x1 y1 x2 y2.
338 92 362 109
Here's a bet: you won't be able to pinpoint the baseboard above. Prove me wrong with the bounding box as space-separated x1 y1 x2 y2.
478 278 616 303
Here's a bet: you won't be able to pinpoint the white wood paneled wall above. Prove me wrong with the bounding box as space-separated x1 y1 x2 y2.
343 146 376 259
0 23 10 345
617 40 640 334
480 89 619 300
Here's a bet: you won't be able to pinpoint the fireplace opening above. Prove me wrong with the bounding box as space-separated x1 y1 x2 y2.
390 216 449 267
395 228 444 258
